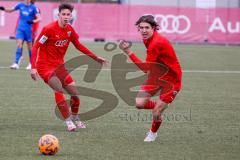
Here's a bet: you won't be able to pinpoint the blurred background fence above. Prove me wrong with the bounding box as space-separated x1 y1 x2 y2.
0 0 239 7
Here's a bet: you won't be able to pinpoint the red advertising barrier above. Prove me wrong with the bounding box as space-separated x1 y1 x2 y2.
0 2 239 44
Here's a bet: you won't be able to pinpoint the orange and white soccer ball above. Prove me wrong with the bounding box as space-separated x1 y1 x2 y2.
38 134 60 155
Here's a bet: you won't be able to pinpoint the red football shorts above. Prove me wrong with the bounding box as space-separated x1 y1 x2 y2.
37 64 74 86
140 77 181 104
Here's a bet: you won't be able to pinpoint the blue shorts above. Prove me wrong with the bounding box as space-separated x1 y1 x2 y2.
16 28 32 42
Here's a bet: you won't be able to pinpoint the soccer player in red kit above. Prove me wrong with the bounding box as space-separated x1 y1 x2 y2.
30 3 107 131
119 15 182 142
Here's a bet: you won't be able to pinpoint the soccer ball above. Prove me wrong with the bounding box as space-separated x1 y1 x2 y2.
38 134 60 155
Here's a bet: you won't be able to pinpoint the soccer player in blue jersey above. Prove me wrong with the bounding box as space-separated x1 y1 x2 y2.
0 0 41 70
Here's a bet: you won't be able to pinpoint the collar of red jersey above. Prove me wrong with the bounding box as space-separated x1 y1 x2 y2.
143 31 158 47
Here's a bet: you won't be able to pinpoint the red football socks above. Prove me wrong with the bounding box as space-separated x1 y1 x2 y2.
144 100 156 109
55 92 70 119
70 96 80 115
144 100 163 133
151 118 162 133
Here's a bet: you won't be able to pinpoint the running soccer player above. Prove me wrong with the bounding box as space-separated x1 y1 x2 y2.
30 3 108 131
119 15 182 142
0 0 41 70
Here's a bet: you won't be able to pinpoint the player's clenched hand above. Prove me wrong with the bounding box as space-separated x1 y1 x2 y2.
0 6 5 10
97 57 109 66
119 40 132 55
30 69 38 81
27 20 34 24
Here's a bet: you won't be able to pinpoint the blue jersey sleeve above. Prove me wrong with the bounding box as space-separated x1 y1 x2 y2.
31 5 39 17
14 2 22 10
33 6 37 15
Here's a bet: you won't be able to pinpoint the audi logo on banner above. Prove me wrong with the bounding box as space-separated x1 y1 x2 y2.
154 14 191 34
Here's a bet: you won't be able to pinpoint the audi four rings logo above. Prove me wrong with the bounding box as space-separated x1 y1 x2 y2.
154 14 191 34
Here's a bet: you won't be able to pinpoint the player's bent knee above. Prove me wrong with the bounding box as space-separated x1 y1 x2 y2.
64 83 80 97
47 77 64 93
135 98 147 109
68 81 75 86
154 100 168 113
135 105 144 109
17 43 23 48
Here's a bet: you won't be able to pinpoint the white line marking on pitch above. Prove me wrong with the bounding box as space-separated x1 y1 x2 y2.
183 70 240 74
0 66 240 74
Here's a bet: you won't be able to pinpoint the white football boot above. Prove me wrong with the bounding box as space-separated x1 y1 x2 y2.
10 63 19 70
144 130 157 142
25 63 31 70
65 119 77 132
71 115 86 129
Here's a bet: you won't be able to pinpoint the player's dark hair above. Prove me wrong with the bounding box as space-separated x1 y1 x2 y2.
31 0 36 4
135 15 159 31
59 3 74 13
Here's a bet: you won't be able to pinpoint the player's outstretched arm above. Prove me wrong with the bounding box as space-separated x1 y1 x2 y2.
30 43 40 81
0 6 5 10
72 38 108 65
30 27 49 81
0 6 15 13
119 40 148 73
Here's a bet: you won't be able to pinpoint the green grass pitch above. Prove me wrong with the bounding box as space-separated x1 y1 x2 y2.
0 40 240 160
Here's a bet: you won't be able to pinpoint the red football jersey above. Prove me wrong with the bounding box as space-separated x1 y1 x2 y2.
32 21 98 69
129 31 182 90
